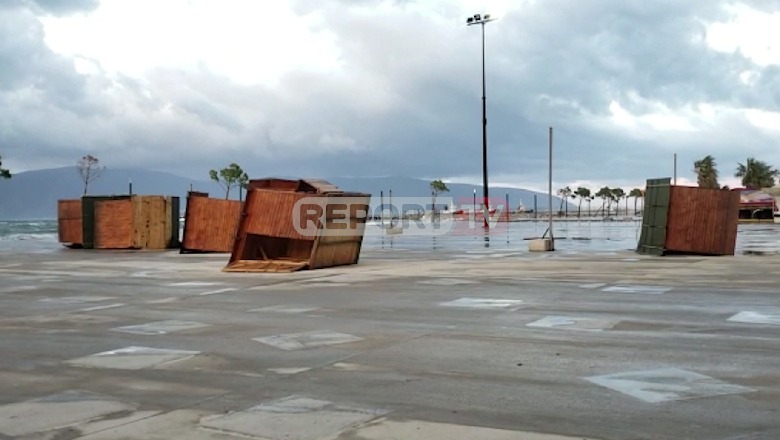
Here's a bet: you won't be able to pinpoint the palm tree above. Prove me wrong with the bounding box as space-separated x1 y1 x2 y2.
629 188 643 215
694 155 719 189
610 188 626 216
573 187 591 218
556 186 572 217
735 158 779 189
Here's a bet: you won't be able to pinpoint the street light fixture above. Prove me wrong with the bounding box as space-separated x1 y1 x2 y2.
467 13 497 228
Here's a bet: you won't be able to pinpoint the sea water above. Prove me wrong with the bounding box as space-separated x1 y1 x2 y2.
1 219 778 255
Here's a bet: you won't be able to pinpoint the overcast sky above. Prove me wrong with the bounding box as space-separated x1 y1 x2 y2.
2 0 780 191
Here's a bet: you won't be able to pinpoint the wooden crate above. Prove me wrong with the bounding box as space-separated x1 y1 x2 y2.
181 192 243 253
57 199 83 246
637 179 739 256
224 178 370 272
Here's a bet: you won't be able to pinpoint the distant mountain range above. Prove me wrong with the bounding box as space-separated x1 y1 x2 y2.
0 167 571 220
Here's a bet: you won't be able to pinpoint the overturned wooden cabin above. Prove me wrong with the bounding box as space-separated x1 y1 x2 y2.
180 191 243 253
637 178 740 256
224 178 371 272
57 195 180 250
57 199 83 247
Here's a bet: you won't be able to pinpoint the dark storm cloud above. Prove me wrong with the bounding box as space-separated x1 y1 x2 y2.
2 0 780 189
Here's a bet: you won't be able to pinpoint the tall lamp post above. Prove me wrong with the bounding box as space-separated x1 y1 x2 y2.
467 13 497 228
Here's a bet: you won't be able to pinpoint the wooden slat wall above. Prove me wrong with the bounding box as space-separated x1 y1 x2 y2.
665 186 740 255
94 199 133 249
182 195 242 252
242 190 312 240
132 196 170 249
57 199 83 245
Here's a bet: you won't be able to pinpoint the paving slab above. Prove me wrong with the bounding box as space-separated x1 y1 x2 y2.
439 297 523 310
600 285 671 294
200 396 386 440
585 368 755 403
65 346 201 370
111 320 211 335
526 315 618 331
727 311 780 325
253 331 364 350
0 390 136 437
338 419 602 440
248 305 323 314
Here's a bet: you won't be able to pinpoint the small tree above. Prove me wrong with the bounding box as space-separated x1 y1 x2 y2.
209 163 249 200
595 186 612 215
556 186 572 217
610 188 626 216
573 187 591 217
77 154 104 195
0 153 10 179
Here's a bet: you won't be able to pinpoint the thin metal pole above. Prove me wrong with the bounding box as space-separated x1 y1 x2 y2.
389 189 393 228
673 153 677 185
481 21 489 228
473 189 476 224
534 194 538 219
548 127 554 244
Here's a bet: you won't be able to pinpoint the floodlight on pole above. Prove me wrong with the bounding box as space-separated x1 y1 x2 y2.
467 12 497 228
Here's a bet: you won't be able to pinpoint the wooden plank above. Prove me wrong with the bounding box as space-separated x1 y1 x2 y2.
94 199 133 249
223 259 308 273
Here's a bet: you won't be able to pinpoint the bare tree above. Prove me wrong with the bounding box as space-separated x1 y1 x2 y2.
77 155 105 195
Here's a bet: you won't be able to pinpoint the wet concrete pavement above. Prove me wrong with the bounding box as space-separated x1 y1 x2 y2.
0 247 779 439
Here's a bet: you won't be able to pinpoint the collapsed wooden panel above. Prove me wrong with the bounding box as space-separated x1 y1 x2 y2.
57 199 83 245
240 190 313 240
226 184 370 272
665 186 740 256
309 194 371 269
94 199 133 249
181 194 242 253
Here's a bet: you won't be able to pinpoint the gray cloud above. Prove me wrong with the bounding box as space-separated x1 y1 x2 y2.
1 0 780 190
24 0 99 16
